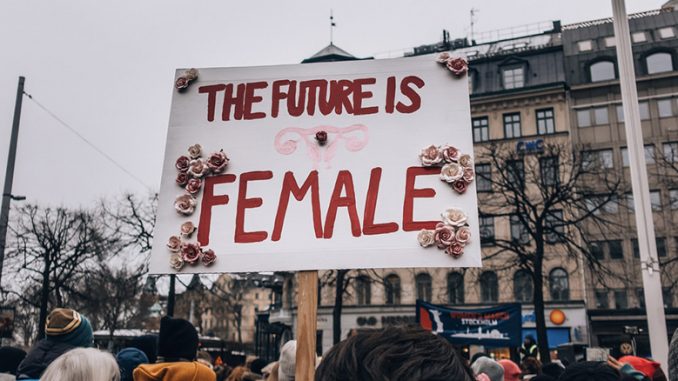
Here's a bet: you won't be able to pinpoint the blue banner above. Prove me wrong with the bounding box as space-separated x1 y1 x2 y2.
416 300 522 347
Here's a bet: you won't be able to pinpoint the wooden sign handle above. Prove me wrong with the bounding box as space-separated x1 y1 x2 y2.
295 270 318 381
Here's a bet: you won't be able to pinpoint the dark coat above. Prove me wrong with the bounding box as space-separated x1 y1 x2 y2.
16 340 74 380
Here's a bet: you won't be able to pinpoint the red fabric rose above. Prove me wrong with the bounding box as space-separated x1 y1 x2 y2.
185 178 202 194
434 223 456 249
201 249 216 266
176 76 189 89
446 243 465 258
206 151 229 173
315 131 328 146
176 172 189 187
175 156 190 172
446 57 468 77
453 180 468 194
181 242 201 264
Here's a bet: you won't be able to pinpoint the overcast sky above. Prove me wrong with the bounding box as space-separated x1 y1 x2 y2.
0 0 661 208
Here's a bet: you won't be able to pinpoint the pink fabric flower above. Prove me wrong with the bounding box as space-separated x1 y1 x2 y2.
175 76 189 89
201 248 216 266
169 253 184 271
185 178 202 194
456 226 471 245
174 194 196 215
206 151 229 173
440 163 464 183
446 243 465 258
180 221 196 237
441 145 460 163
185 68 199 81
175 156 190 172
419 145 442 166
189 159 209 178
437 52 451 63
434 223 456 249
453 180 468 194
459 154 473 168
181 242 201 264
441 208 468 227
188 144 202 159
417 229 435 247
446 57 468 77
176 172 189 187
167 235 181 252
463 167 475 182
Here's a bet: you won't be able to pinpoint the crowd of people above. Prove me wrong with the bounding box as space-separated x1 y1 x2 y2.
1 307 678 381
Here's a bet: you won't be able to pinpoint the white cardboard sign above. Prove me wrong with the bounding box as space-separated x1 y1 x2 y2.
150 54 481 274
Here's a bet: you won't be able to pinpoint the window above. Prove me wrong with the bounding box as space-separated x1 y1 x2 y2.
664 288 673 308
608 240 624 259
658 98 674 118
503 113 521 138
545 210 564 243
536 108 555 135
583 150 614 169
632 32 647 43
669 189 678 209
416 273 432 302
447 272 464 304
507 160 525 186
577 109 592 127
646 52 673 74
540 156 559 186
658 27 675 39
632 238 640 258
549 268 570 301
656 237 667 257
621 145 655 166
590 61 616 82
384 274 401 305
614 289 628 309
480 216 495 246
503 67 525 89
650 190 661 211
473 117 489 143
604 36 616 48
514 270 533 303
664 142 678 163
476 164 492 192
468 71 475 95
595 290 609 309
587 194 618 214
510 214 530 244
627 193 635 212
636 288 645 308
480 271 499 303
355 276 371 305
578 40 593 52
593 107 609 125
591 241 605 260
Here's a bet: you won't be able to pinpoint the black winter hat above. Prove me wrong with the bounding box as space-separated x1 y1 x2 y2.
157 316 198 361
0 346 27 374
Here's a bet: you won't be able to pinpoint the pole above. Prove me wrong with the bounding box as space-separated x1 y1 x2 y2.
0 76 25 288
167 274 176 317
295 270 318 381
611 0 668 371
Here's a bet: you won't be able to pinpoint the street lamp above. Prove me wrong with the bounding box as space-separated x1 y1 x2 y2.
2 194 25 201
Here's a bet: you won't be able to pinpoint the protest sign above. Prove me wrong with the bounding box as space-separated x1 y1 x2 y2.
151 54 479 274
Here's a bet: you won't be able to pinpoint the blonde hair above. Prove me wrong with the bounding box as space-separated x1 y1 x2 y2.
41 347 120 381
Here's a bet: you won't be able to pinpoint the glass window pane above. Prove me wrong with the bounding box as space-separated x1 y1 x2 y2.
578 40 593 51
595 290 609 309
604 37 616 47
600 150 614 168
647 53 673 74
594 107 609 125
503 67 525 89
632 239 639 258
608 240 624 259
549 269 569 301
656 237 667 257
480 215 495 245
473 117 489 143
591 241 605 260
669 189 678 209
632 32 647 43
577 110 591 127
590 61 616 82
617 105 625 122
664 142 678 163
614 290 628 309
658 99 674 118
621 147 629 167
645 145 655 164
659 27 675 39
503 113 521 138
640 102 650 120
650 190 661 211
536 108 555 135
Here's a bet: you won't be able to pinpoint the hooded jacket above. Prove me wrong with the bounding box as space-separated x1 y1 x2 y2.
133 362 216 381
16 340 75 380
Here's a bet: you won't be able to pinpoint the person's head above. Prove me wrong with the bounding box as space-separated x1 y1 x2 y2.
521 357 542 375
558 361 619 381
116 347 149 381
314 326 474 381
250 358 268 376
157 316 198 362
44 308 93 348
0 346 26 375
197 351 213 369
524 335 536 347
471 352 490 366
278 340 297 381
498 359 521 381
541 362 564 379
619 356 661 379
471 356 504 381
41 347 120 381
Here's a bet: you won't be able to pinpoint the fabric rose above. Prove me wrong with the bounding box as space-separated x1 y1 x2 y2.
167 235 181 252
188 144 202 159
176 172 189 187
206 150 229 173
453 180 468 194
459 154 473 168
175 76 189 89
169 253 184 271
442 208 468 227
440 163 464 183
175 156 190 172
441 145 460 163
446 243 465 258
417 229 435 247
436 52 451 63
189 159 209 178
185 178 202 194
315 131 328 145
456 226 471 245
174 194 196 215
201 248 216 266
434 223 456 249
446 57 468 77
180 221 196 237
185 68 199 81
181 242 201 264
463 167 475 182
419 145 442 166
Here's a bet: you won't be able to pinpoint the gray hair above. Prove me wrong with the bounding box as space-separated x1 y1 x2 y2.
41 347 120 381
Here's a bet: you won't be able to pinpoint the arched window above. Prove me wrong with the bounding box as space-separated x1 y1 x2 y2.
416 273 433 302
355 276 371 305
514 270 533 303
549 268 570 301
480 271 499 303
646 52 673 74
384 274 401 305
590 60 616 82
447 272 465 304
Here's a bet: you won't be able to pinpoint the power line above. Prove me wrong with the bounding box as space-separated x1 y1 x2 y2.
22 91 154 191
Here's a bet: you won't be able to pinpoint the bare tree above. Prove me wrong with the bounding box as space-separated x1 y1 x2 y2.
478 142 622 362
104 193 158 256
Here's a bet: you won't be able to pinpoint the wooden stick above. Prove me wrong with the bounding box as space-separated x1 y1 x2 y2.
295 270 318 381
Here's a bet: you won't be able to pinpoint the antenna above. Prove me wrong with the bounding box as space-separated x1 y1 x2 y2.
470 8 479 43
330 9 337 44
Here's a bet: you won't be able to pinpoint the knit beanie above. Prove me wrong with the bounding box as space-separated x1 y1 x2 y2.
669 328 677 381
277 340 297 381
117 347 149 381
619 356 661 379
498 360 522 381
0 346 27 374
44 308 93 348
157 316 198 361
472 357 504 381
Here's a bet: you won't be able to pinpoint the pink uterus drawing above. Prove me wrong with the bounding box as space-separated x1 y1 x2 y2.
274 124 369 169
